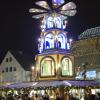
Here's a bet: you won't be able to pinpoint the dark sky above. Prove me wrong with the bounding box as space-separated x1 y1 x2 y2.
0 0 100 59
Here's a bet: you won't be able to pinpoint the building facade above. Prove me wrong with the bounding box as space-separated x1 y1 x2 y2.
0 50 33 85
72 26 100 80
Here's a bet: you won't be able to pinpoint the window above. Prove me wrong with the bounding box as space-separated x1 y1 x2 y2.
6 58 8 62
41 57 55 77
6 67 8 72
57 33 66 49
61 57 73 76
9 57 12 62
9 67 12 72
14 67 16 71
55 17 62 28
45 33 54 49
47 17 53 28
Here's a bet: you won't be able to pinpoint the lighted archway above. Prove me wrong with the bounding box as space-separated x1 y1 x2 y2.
61 57 73 76
57 33 66 49
54 16 62 28
47 16 53 28
45 33 54 49
40 56 56 77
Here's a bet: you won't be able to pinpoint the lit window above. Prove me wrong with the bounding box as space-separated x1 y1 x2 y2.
57 33 66 49
61 57 73 76
54 17 62 28
41 57 55 76
45 33 54 49
47 17 53 28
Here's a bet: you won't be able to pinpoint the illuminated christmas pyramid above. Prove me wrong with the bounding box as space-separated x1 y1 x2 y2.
29 0 77 81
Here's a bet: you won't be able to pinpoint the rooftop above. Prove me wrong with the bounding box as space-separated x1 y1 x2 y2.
79 26 100 39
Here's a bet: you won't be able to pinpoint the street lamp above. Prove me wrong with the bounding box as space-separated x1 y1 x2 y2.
69 38 73 46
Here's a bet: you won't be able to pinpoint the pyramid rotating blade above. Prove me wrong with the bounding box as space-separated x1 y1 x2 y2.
29 8 47 13
32 13 46 19
60 9 77 16
61 2 76 11
35 1 50 10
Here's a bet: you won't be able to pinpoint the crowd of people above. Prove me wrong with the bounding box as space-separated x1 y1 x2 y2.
0 90 100 100
0 91 61 100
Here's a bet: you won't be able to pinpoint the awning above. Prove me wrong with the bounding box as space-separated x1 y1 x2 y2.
6 82 38 89
34 81 71 88
0 80 100 89
65 80 100 87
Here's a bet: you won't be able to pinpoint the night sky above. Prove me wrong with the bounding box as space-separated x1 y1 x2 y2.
0 0 100 60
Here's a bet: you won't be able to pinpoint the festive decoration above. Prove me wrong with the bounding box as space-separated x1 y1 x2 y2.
29 0 76 53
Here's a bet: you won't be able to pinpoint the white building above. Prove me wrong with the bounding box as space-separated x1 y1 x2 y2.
0 50 34 86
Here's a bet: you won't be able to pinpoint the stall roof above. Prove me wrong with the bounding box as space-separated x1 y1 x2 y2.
1 80 100 89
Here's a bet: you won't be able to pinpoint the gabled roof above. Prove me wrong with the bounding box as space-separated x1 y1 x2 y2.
9 50 34 71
